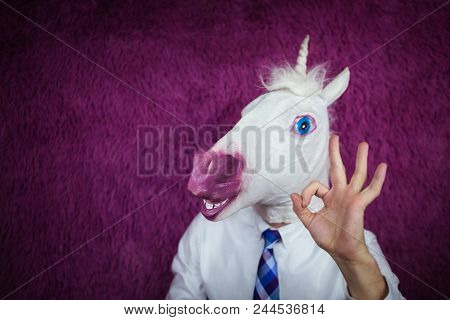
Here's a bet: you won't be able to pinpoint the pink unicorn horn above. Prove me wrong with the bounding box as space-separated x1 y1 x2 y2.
294 34 310 77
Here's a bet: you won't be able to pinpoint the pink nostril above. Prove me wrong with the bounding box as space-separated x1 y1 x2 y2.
207 152 244 180
196 151 244 177
188 151 245 198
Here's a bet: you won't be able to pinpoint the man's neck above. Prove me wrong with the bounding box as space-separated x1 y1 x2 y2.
252 201 299 225
267 221 290 228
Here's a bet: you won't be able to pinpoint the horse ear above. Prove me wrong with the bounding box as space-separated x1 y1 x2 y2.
320 67 350 106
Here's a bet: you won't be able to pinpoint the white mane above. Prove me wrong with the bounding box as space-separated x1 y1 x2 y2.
261 63 327 96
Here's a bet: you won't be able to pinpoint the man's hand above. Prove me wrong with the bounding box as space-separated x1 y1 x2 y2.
290 134 388 299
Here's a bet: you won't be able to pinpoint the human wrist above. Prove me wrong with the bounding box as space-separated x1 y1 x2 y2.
330 248 373 268
333 252 388 299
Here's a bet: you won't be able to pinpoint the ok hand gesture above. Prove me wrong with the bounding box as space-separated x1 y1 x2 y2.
291 135 388 299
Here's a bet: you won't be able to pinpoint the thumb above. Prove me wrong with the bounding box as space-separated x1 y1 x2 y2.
291 193 314 229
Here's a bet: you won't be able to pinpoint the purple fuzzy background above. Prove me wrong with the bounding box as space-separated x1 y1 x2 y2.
0 0 449 299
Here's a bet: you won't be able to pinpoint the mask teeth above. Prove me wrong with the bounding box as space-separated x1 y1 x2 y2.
203 199 228 210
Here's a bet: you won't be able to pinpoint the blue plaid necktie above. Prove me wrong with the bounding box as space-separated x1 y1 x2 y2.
253 229 282 300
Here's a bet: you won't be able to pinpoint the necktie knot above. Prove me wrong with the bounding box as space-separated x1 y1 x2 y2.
262 229 281 249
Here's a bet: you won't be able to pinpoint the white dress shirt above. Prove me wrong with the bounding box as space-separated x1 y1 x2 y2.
166 206 405 299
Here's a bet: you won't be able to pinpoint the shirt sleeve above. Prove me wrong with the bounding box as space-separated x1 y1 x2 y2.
344 230 406 300
166 214 207 299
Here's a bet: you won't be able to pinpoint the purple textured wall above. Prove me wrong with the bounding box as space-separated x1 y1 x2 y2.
0 0 448 299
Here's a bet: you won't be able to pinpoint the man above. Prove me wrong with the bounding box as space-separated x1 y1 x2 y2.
167 136 404 299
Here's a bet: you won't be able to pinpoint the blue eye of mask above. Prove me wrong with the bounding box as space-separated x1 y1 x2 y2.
293 115 316 136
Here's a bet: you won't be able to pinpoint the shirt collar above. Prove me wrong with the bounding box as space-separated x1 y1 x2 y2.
253 209 306 249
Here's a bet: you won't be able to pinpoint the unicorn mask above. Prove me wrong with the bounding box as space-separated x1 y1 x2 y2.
188 36 350 223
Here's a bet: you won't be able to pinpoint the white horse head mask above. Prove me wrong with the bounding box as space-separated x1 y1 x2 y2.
188 36 350 223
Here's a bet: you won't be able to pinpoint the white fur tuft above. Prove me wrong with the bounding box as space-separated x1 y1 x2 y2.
261 63 327 96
